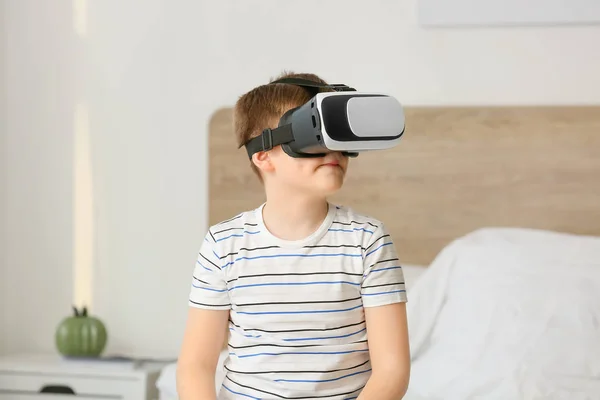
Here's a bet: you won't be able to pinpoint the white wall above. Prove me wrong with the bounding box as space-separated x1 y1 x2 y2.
85 0 209 358
2 0 600 358
3 0 76 354
0 0 7 355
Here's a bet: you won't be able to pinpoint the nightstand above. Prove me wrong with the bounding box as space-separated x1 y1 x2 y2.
0 354 167 400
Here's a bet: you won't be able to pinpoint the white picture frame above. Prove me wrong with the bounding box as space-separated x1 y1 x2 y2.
418 0 600 27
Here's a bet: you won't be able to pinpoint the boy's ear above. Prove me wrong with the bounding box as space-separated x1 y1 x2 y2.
251 151 275 174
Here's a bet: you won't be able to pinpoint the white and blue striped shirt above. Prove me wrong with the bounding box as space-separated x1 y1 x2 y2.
189 203 407 399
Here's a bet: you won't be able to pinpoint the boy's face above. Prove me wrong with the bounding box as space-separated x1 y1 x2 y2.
256 145 350 198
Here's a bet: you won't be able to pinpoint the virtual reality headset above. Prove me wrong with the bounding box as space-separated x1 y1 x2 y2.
244 77 406 159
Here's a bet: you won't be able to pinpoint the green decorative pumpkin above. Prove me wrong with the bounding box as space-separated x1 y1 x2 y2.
55 306 107 358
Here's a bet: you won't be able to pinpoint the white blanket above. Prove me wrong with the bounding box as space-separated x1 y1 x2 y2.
404 227 600 400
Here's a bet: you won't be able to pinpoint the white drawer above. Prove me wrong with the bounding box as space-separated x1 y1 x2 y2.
0 372 142 398
0 393 106 400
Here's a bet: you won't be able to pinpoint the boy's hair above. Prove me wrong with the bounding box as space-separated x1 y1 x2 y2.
233 71 329 180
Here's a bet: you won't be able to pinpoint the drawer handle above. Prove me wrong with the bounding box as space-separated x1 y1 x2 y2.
40 385 76 395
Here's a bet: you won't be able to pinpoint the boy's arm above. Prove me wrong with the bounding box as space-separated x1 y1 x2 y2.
358 224 410 400
177 232 231 400
358 303 410 399
177 307 229 400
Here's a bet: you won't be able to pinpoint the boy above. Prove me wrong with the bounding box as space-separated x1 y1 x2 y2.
177 72 410 399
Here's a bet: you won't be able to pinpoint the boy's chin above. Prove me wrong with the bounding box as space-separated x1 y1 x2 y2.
279 176 345 197
307 178 345 196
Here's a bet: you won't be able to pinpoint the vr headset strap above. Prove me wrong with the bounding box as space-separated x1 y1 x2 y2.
245 124 295 158
270 77 356 93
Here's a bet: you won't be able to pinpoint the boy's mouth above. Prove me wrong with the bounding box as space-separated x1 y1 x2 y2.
319 160 344 173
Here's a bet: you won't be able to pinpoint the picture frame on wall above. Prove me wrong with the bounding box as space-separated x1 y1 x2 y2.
418 0 600 27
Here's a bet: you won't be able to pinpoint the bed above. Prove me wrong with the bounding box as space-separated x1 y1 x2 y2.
159 105 600 399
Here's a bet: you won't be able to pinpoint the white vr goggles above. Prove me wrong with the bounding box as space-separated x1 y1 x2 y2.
244 77 406 159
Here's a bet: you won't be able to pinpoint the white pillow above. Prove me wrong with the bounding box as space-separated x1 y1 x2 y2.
407 227 600 400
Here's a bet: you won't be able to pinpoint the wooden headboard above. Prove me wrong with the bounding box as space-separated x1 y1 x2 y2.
209 106 600 266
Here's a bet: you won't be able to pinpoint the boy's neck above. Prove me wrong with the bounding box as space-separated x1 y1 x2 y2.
262 189 330 241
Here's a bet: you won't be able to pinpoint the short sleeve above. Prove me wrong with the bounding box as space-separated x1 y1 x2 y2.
188 231 231 310
361 223 408 307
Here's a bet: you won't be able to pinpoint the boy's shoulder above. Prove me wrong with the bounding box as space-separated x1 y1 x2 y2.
204 203 391 247
206 205 261 239
207 203 389 228
331 204 391 247
332 204 385 228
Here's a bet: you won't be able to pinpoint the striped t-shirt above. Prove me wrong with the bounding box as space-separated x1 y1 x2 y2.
188 203 407 399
